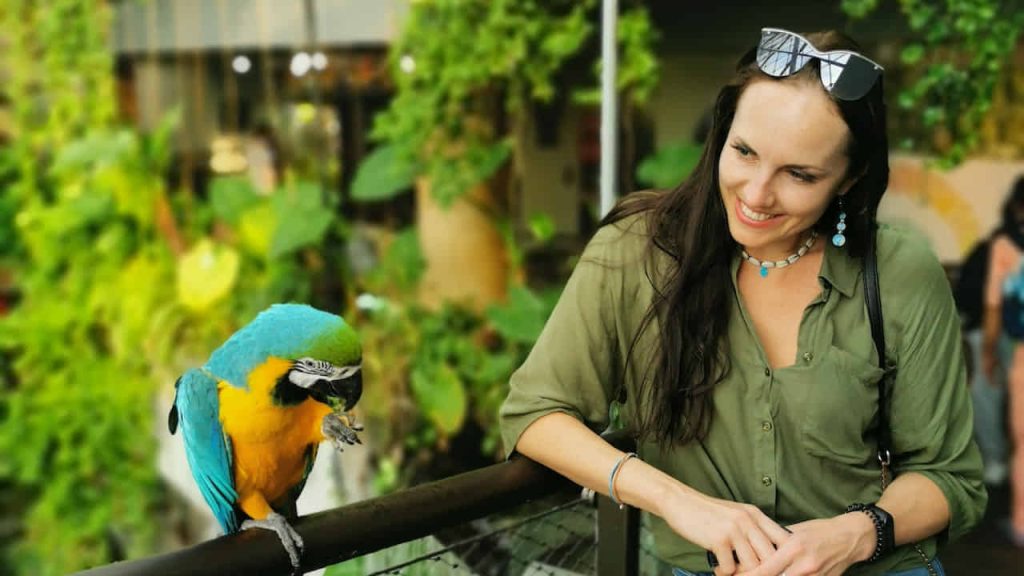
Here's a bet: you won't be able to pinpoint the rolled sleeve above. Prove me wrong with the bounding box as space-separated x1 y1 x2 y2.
885 234 987 543
499 223 629 458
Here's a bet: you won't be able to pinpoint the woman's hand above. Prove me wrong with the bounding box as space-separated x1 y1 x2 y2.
657 490 792 575
735 513 874 576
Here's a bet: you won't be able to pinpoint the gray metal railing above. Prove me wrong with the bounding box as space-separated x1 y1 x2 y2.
74 431 638 576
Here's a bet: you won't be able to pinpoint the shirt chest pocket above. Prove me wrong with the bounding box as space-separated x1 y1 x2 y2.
799 345 887 465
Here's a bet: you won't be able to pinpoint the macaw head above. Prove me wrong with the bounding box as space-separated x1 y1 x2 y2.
286 357 362 410
206 303 363 409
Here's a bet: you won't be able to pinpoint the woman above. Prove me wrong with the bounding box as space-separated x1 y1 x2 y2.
500 29 986 576
983 176 1024 545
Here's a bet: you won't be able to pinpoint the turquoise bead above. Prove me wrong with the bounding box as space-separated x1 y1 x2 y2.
760 266 769 278
832 233 846 247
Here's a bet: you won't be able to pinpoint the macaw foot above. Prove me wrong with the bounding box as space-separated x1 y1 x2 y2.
242 511 304 572
321 411 362 452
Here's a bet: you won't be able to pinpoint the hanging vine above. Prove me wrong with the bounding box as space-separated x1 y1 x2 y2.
0 1 170 573
842 0 1024 166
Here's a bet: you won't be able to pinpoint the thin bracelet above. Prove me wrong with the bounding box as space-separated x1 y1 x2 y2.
608 452 637 509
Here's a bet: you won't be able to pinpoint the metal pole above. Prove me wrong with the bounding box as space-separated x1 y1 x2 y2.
597 494 640 576
599 0 619 219
302 0 331 206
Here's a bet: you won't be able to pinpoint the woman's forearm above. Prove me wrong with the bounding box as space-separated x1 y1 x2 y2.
876 472 950 545
983 304 1001 353
514 412 693 517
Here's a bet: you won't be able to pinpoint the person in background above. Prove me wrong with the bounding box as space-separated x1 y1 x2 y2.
983 175 1024 546
955 199 1008 487
500 28 986 576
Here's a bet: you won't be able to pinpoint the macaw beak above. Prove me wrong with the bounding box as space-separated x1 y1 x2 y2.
312 371 362 411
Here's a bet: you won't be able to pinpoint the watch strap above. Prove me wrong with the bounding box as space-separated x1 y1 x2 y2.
846 502 895 562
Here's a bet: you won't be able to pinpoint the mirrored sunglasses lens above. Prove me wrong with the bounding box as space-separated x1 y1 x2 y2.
757 31 812 77
826 55 881 100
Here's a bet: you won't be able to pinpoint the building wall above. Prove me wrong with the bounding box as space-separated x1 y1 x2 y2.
114 0 407 54
517 106 588 236
882 156 1024 263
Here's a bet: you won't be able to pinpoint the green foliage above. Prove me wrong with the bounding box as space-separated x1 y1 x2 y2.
0 124 174 574
843 0 1024 166
349 145 417 202
268 182 336 258
0 3 343 572
345 0 656 491
0 3 168 572
354 225 562 489
841 0 881 19
355 0 659 205
635 141 704 189
573 7 661 105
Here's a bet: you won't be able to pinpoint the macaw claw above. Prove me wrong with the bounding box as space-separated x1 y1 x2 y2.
338 411 364 432
322 412 362 452
241 511 304 574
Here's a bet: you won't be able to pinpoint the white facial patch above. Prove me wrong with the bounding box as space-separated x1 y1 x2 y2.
288 357 361 388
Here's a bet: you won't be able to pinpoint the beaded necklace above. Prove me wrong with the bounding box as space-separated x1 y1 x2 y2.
741 231 818 278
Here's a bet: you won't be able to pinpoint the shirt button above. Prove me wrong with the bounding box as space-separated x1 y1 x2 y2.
762 421 773 432
764 367 771 377
761 475 773 487
803 351 813 363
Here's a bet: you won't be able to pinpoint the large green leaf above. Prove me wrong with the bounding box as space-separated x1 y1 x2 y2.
50 130 135 175
636 142 703 189
379 228 425 292
176 238 240 312
486 286 551 344
210 177 261 225
410 362 466 435
350 145 417 202
238 202 277 256
428 141 511 207
269 182 334 258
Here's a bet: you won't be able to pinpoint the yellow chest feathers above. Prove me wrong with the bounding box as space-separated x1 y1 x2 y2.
218 357 331 498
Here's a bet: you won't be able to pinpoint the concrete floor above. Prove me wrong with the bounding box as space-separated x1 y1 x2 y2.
940 483 1024 574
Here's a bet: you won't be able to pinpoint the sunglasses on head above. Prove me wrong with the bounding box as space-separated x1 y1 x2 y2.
756 27 883 101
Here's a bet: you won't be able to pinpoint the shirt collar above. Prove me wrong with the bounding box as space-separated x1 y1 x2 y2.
730 236 860 297
818 239 860 297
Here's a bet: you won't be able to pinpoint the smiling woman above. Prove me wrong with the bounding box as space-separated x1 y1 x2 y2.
500 27 986 576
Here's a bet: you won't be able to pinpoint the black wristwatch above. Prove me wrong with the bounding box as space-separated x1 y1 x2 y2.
846 502 895 562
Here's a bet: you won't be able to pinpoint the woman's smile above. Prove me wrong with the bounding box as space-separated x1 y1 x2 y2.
735 198 783 228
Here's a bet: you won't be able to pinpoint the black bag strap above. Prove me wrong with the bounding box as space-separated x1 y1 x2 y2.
863 222 891 469
864 222 939 574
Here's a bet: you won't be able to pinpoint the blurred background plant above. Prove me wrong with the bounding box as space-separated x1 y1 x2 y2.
348 0 659 491
842 0 1024 166
0 1 343 573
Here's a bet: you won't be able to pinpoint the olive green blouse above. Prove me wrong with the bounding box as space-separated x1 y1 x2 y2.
499 214 986 575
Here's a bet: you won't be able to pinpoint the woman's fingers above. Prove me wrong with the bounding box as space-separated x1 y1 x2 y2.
757 513 794 547
712 542 738 575
732 536 761 572
745 527 778 566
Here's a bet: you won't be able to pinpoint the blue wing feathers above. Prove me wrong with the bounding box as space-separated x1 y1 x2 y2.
175 368 239 533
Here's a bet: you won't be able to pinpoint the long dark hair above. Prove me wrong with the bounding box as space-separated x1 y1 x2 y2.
1000 176 1024 249
603 30 891 446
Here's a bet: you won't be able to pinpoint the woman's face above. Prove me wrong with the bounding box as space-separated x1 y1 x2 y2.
718 77 856 260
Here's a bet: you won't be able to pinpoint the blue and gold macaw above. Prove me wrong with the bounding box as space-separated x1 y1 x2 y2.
168 303 363 571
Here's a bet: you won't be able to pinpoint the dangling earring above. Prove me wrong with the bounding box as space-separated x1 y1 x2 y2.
832 197 847 248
